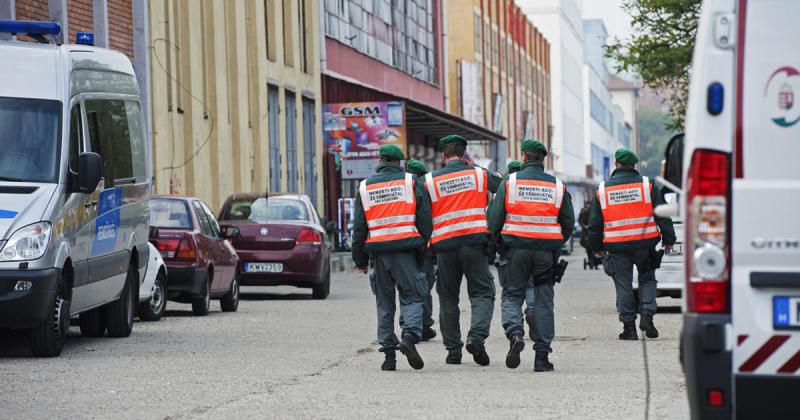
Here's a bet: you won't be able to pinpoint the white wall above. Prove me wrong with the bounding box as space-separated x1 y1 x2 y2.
521 0 585 178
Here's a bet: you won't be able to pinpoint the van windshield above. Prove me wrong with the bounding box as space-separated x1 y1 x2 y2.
0 97 61 183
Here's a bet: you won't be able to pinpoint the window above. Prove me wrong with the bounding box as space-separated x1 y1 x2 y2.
85 99 146 188
192 200 214 236
473 12 481 56
302 98 317 205
69 105 82 172
282 0 294 67
285 91 298 192
0 97 61 183
150 198 193 229
491 28 498 66
589 92 608 130
199 201 222 238
268 86 281 192
265 0 277 61
221 197 309 222
299 0 311 73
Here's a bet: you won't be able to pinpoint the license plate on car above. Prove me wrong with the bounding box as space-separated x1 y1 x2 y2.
245 262 283 273
773 296 800 329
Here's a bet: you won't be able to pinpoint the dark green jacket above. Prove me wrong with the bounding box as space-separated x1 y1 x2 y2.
427 160 499 253
488 161 575 252
351 163 433 268
587 168 677 253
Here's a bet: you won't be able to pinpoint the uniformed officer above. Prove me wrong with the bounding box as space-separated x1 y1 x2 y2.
352 145 433 370
488 140 574 371
425 134 500 366
587 149 676 340
398 159 437 341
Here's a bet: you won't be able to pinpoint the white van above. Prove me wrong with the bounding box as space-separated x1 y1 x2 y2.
0 22 151 357
661 1 800 418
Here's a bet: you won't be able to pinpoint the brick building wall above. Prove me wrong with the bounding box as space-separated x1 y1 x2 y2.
14 0 133 60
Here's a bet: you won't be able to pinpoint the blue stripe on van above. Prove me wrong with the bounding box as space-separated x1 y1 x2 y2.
0 209 18 219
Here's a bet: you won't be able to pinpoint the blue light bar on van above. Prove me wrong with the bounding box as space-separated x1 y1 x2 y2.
76 32 94 46
0 20 61 36
707 82 724 116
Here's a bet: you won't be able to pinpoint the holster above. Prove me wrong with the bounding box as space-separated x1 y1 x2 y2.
532 252 568 287
638 248 664 272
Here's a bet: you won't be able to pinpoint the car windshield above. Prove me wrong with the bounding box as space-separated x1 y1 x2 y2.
0 97 62 183
149 198 193 229
222 198 309 222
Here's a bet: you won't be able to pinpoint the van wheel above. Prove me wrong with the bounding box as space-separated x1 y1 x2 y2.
192 273 211 316
139 271 167 321
220 272 240 312
79 307 107 337
29 273 70 357
106 265 136 338
312 269 330 300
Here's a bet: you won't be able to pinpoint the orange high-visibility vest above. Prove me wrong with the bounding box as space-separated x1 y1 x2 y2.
597 176 660 244
501 173 565 240
359 173 421 244
424 167 489 245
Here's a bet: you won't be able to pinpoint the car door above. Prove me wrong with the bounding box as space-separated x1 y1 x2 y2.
192 200 224 293
200 201 236 285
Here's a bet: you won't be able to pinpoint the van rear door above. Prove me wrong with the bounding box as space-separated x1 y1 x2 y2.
731 0 800 414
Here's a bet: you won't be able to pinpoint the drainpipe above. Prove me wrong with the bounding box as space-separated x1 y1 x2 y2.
441 0 450 113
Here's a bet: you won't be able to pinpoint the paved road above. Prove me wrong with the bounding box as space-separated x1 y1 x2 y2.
0 254 688 419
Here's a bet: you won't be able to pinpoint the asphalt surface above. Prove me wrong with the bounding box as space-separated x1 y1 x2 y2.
0 254 688 419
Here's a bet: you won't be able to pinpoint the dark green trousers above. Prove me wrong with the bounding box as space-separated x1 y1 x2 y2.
436 244 496 353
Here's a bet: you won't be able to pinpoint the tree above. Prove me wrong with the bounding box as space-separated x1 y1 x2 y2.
638 107 675 178
606 0 702 132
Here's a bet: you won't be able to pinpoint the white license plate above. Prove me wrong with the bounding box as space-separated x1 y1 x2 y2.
774 296 800 329
245 262 283 273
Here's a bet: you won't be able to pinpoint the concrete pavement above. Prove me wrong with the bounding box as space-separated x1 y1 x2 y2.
0 254 688 419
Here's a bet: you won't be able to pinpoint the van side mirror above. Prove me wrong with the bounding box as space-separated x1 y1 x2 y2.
663 133 684 190
75 152 103 193
149 226 160 240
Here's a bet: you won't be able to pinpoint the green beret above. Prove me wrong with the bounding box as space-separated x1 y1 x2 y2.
405 159 429 176
379 144 405 161
521 139 547 156
439 134 468 148
614 148 638 165
507 160 522 174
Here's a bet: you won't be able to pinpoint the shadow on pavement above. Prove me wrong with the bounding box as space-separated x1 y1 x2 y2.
240 293 312 301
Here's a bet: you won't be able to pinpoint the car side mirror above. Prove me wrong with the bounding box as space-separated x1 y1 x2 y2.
149 226 159 240
75 152 103 193
662 133 684 191
325 220 337 232
223 226 240 239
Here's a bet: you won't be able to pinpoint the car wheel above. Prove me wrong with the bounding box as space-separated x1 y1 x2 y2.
29 272 70 357
192 273 211 316
106 264 136 338
139 271 167 321
79 306 107 337
312 268 330 300
220 272 239 312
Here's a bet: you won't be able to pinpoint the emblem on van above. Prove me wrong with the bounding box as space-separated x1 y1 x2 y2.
765 66 800 127
260 228 269 236
751 238 800 249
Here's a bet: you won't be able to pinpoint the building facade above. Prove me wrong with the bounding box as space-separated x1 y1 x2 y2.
519 0 585 178
445 0 551 167
582 19 631 181
609 73 640 155
149 0 323 211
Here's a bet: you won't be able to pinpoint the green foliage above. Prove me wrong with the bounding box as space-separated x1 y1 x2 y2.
638 107 676 178
606 0 702 132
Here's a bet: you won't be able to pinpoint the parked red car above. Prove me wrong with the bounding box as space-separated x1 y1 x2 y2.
149 196 240 315
218 193 331 299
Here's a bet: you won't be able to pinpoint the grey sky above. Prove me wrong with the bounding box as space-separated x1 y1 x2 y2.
582 0 633 42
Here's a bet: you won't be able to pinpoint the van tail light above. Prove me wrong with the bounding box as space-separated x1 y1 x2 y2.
685 149 731 313
296 229 322 246
175 238 197 260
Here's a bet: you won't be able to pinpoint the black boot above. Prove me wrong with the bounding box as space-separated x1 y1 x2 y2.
534 351 554 372
381 349 396 371
421 326 437 342
445 351 462 365
505 335 525 369
398 336 424 370
640 314 659 339
619 322 639 340
465 342 491 366
525 310 535 341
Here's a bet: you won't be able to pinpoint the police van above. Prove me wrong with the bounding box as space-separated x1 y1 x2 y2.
659 1 800 418
0 22 150 357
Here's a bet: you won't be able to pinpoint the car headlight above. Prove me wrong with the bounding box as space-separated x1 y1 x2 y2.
0 222 51 261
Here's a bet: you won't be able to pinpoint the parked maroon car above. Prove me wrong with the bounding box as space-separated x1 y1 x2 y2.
218 193 331 299
149 196 240 315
